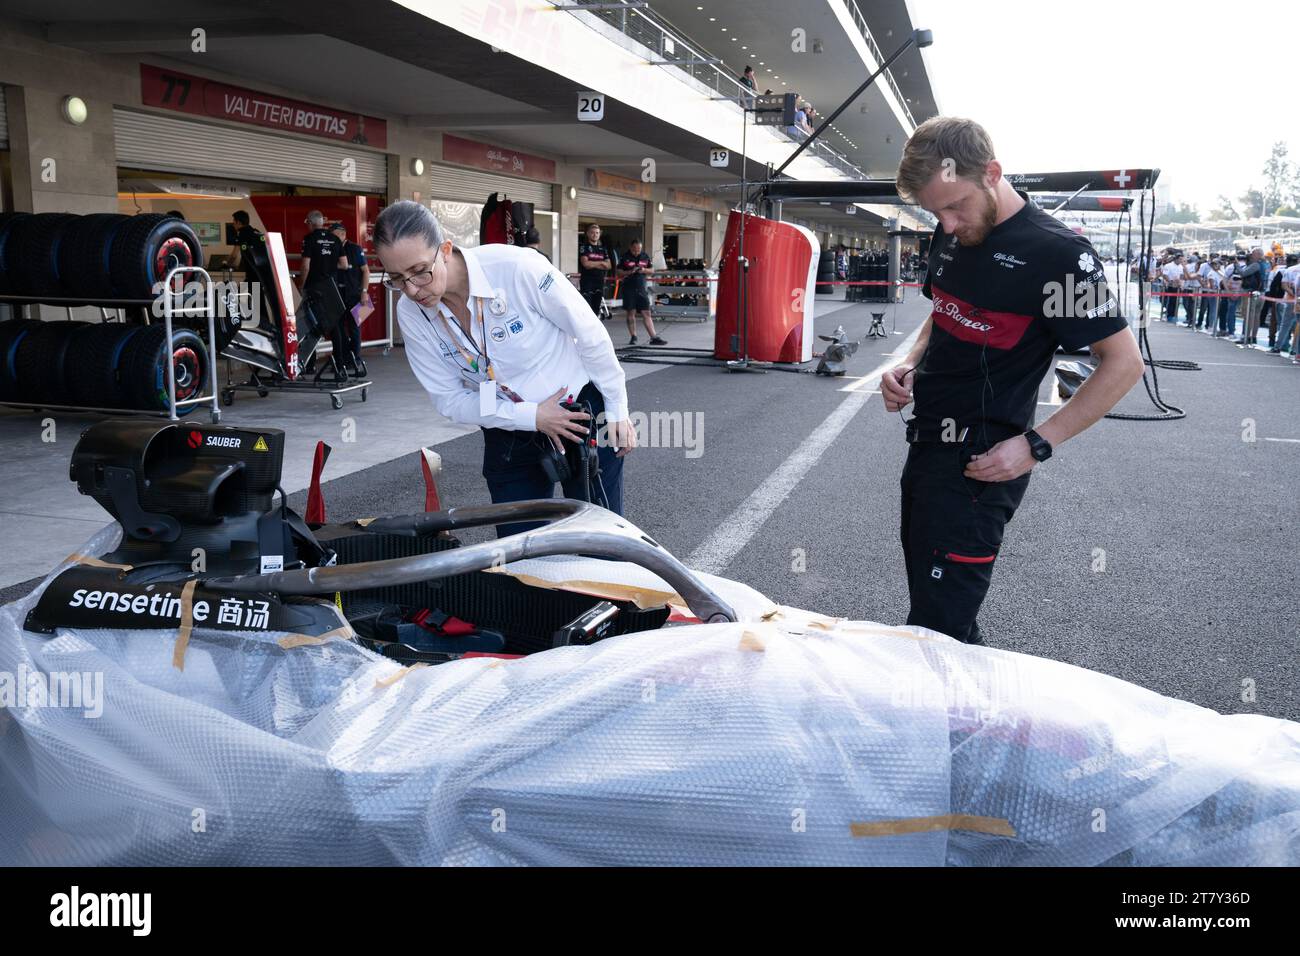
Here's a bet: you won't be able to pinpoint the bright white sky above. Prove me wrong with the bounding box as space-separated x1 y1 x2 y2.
908 0 1289 214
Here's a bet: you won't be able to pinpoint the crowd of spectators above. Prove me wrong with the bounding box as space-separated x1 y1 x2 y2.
1134 247 1300 363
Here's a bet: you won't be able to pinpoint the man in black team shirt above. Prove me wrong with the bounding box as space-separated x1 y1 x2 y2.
578 223 612 316
298 210 350 372
331 221 370 372
880 117 1144 645
617 238 667 346
229 210 262 280
300 210 347 292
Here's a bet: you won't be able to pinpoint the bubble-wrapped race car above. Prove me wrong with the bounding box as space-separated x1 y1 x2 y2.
1 420 1297 865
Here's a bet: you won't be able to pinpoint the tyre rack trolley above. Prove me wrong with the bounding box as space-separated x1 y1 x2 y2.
0 264 224 424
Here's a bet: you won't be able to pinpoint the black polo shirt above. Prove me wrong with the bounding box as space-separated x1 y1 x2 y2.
915 191 1128 434
301 228 344 285
578 241 609 293
618 250 652 296
234 225 263 272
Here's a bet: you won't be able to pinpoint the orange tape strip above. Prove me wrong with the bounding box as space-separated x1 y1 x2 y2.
374 663 428 689
170 580 198 671
277 624 355 650
68 554 133 571
850 814 1015 838
486 567 677 610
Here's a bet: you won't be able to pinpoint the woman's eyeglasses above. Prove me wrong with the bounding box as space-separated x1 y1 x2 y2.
382 252 443 293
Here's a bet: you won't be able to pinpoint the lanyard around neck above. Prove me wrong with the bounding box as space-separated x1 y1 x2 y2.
436 297 493 380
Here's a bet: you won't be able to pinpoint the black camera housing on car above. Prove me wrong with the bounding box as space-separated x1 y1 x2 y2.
68 419 311 576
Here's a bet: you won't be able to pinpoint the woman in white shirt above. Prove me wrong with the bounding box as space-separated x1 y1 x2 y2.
374 201 636 535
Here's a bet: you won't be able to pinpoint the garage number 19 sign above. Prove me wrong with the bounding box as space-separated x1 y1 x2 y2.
578 92 605 122
709 148 730 168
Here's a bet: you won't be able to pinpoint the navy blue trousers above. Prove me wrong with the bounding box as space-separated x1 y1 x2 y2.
481 382 625 537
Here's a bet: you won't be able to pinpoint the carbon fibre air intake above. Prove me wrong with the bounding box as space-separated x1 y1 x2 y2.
206 499 739 625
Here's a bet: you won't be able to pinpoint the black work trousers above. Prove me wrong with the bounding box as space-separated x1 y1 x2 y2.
581 288 604 317
899 434 1031 643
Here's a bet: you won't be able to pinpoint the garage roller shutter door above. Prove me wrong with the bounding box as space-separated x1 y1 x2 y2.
113 109 387 192
0 87 8 150
578 190 644 223
430 164 552 210
664 205 706 229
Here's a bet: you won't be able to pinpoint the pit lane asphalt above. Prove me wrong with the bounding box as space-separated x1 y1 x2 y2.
5 297 1296 719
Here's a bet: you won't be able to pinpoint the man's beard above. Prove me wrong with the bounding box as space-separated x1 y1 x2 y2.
955 188 999 246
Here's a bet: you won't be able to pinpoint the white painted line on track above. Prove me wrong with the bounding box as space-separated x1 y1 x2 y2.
1263 437 1300 444
687 326 924 575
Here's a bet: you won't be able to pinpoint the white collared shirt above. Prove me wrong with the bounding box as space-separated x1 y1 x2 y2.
396 243 628 431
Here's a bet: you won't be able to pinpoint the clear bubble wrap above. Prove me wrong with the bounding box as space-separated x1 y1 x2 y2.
1 524 1297 865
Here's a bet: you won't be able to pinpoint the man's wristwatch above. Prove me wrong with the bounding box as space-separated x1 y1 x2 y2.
1024 428 1053 462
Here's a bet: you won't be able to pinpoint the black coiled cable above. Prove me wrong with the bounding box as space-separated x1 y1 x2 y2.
1105 188 1190 421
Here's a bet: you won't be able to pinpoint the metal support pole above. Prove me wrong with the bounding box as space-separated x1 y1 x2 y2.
887 221 902 305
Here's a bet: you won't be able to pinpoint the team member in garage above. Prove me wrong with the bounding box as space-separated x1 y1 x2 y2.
578 222 612 316
229 210 262 279
299 209 346 291
331 220 370 372
881 117 1145 645
374 201 635 536
297 210 350 375
616 238 667 346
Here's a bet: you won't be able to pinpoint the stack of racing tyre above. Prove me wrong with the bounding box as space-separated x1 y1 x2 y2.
0 211 211 414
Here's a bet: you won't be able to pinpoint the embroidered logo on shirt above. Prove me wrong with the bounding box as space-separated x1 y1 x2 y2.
490 326 507 342
508 319 524 335
539 273 554 293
